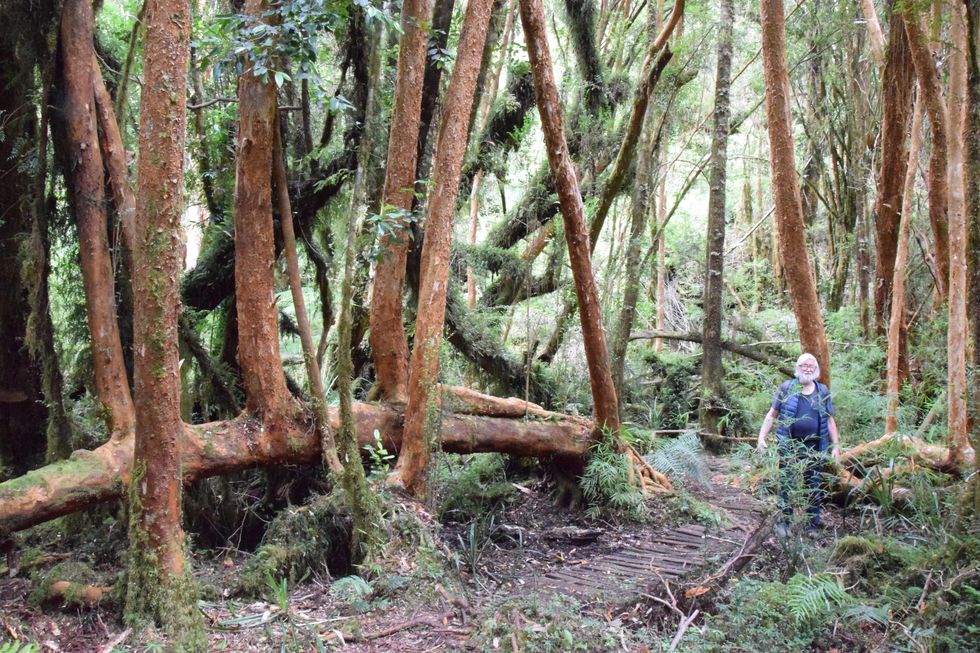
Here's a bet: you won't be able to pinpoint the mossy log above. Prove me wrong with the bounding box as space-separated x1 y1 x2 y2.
0 398 591 535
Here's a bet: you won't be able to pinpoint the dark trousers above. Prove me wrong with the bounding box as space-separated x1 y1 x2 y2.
777 435 827 527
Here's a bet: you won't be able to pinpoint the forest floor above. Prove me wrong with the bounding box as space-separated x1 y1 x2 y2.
0 455 885 652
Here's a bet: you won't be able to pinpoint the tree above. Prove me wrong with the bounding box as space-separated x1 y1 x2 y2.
388 0 497 495
699 0 735 436
58 0 136 437
369 0 432 403
124 0 204 642
873 9 915 336
759 0 831 385
520 0 669 492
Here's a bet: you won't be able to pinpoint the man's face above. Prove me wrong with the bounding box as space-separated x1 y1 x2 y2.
796 358 819 383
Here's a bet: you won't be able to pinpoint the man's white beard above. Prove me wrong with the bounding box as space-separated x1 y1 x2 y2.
796 370 819 384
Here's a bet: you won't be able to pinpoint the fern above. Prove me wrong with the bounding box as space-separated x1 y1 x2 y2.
785 573 851 623
842 604 890 627
0 642 40 653
330 575 373 601
581 441 647 521
645 432 711 486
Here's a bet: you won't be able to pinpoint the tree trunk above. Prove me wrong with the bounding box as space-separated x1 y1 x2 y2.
234 0 294 427
369 0 432 403
699 0 734 436
654 171 667 352
874 10 915 334
904 12 950 301
59 0 136 437
415 0 457 183
521 0 620 432
945 0 970 465
389 0 495 495
886 91 923 436
0 21 47 474
859 0 886 70
125 0 203 641
759 0 832 385
964 0 980 514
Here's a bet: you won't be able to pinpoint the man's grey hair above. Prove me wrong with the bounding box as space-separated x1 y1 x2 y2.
795 353 820 380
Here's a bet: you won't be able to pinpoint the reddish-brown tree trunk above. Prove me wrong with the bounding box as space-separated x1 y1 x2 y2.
92 63 136 255
125 0 201 637
759 0 832 385
234 0 294 427
874 10 915 334
369 0 432 403
520 0 620 430
905 12 951 301
859 0 886 70
388 0 495 495
946 1 970 465
886 92 923 436
59 0 136 437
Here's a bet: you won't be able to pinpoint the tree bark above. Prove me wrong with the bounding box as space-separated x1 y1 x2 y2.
874 10 915 334
699 0 734 435
886 91 923 436
945 0 970 465
904 12 950 301
415 0 457 183
389 0 495 495
521 0 620 432
59 0 136 437
125 0 202 638
234 0 294 427
964 0 980 515
759 0 832 386
370 0 432 403
859 0 886 70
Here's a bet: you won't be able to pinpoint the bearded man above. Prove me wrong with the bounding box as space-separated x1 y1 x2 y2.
757 353 841 536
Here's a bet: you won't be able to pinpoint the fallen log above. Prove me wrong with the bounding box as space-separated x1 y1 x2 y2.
0 401 592 535
629 330 795 377
839 432 975 470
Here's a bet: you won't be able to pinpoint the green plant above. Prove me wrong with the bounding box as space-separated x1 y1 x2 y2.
645 431 710 485
784 572 851 623
0 642 40 653
363 430 395 481
265 571 289 612
581 437 647 521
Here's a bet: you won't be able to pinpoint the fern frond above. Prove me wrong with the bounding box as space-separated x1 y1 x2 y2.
842 604 890 626
785 573 850 623
0 642 40 653
646 432 710 485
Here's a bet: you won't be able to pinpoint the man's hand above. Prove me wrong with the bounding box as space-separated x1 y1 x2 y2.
756 437 767 454
831 443 841 460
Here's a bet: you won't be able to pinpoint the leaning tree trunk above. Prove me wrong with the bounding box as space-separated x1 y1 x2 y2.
904 12 950 301
874 9 915 334
520 0 620 432
699 0 734 436
759 0 831 385
945 1 970 466
388 0 496 496
369 0 432 403
59 0 136 437
125 0 204 642
234 0 295 434
520 0 672 494
885 91 923 437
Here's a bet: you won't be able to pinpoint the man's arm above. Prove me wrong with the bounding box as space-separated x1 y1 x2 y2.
827 416 841 459
757 407 779 452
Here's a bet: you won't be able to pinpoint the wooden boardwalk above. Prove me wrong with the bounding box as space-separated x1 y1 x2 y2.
522 458 771 606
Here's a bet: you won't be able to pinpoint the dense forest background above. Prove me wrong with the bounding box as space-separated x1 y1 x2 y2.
0 0 978 650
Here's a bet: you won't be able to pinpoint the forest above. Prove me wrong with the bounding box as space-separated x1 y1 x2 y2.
0 0 978 650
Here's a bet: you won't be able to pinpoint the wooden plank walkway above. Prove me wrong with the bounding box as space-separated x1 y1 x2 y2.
521 458 771 606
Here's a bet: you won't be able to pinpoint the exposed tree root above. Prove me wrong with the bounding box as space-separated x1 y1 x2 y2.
840 433 975 471
625 445 673 492
46 580 112 606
